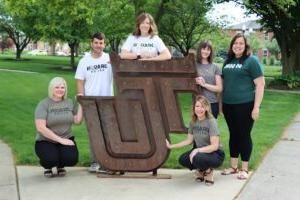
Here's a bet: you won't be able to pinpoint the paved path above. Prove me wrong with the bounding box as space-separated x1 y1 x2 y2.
16 167 246 200
237 112 300 200
0 141 18 200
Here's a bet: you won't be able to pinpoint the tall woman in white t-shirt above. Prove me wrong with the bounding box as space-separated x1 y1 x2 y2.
120 12 171 61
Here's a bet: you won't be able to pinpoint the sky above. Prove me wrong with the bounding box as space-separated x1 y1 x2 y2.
207 1 260 26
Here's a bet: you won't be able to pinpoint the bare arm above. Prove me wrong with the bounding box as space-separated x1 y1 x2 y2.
252 76 265 120
189 135 220 163
76 79 85 95
197 136 219 153
73 103 83 124
166 133 193 149
196 75 223 93
35 119 74 145
140 49 171 61
119 50 138 60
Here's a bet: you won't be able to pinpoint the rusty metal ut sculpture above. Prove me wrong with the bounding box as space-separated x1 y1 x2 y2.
78 53 199 174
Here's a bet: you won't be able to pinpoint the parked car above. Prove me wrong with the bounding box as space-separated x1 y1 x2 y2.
55 51 69 56
27 49 47 56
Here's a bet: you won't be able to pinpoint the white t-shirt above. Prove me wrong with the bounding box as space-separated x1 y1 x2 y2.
121 35 167 55
75 52 113 96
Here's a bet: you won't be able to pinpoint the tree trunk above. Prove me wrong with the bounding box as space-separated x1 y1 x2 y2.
75 43 79 57
276 34 300 75
16 48 22 60
49 41 56 56
69 42 76 70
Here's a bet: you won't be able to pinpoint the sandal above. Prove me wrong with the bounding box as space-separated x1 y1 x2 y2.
204 168 214 186
194 169 204 182
57 168 67 177
44 169 54 178
237 169 248 180
221 167 238 175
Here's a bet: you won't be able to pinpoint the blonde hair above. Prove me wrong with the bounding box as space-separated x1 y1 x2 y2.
192 95 213 122
48 77 67 100
133 12 158 37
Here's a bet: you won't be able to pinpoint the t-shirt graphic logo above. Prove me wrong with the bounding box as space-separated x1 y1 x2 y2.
87 64 108 73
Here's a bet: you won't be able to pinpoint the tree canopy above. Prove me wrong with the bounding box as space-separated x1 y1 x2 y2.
218 0 300 75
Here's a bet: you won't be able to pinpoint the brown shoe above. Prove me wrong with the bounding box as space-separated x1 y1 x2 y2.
221 167 238 175
194 169 204 182
204 168 214 186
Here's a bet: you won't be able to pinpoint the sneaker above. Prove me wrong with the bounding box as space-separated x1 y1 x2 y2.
88 162 100 173
96 166 116 175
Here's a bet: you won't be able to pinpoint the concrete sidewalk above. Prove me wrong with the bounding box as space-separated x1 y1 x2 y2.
0 141 18 200
16 167 246 200
237 112 300 200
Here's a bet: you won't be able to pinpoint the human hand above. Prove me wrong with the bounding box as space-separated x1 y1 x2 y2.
59 138 75 146
195 77 201 85
252 107 260 120
165 139 172 149
141 51 157 59
198 77 206 87
189 148 199 163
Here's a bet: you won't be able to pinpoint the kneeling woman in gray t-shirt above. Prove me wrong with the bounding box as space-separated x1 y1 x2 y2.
166 95 224 185
35 77 83 177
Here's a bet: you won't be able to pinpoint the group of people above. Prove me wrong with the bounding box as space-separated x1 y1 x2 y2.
34 12 265 185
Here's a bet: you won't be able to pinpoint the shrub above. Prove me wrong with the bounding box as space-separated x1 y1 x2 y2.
262 57 267 65
214 56 224 64
269 75 300 89
269 56 275 65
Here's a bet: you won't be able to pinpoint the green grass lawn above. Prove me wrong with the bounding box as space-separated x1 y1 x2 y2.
0 55 299 170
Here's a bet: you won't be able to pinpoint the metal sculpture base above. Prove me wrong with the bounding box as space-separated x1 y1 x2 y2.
97 172 171 179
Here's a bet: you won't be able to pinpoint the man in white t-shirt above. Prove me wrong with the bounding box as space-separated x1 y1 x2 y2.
75 32 113 173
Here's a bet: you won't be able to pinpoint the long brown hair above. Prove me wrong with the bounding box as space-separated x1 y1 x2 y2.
224 33 250 66
133 13 158 37
196 41 214 64
192 95 213 123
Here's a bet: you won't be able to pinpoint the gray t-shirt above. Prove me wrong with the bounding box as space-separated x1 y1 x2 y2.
188 118 221 149
196 63 221 103
35 98 76 142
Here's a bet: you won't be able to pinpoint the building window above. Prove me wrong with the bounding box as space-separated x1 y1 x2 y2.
263 48 268 57
264 32 269 41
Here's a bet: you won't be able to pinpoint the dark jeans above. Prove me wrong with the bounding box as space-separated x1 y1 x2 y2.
179 149 225 171
35 137 78 169
223 102 254 161
211 102 219 119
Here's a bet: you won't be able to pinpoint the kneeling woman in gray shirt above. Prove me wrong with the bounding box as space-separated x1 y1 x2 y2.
35 77 83 177
166 95 224 185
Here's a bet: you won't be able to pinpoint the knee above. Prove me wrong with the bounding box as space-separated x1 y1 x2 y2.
40 156 59 169
62 153 78 166
178 154 188 166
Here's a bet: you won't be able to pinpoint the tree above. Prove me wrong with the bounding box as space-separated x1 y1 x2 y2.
265 38 280 59
0 33 10 53
93 0 135 52
218 0 300 75
0 1 40 59
34 0 98 69
158 0 214 56
247 32 263 55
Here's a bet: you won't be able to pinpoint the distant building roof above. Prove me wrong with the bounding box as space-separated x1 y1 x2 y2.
228 20 262 31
